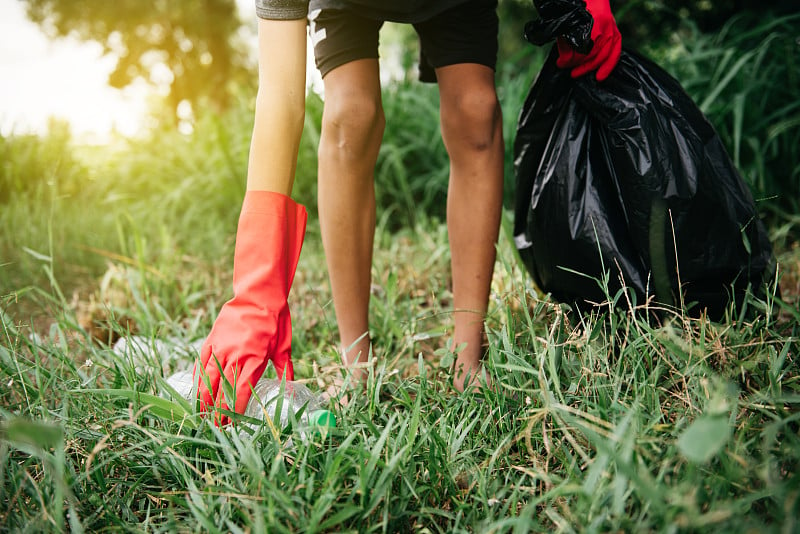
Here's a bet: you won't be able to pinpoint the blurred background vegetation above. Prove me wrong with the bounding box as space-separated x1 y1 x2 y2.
1 0 798 321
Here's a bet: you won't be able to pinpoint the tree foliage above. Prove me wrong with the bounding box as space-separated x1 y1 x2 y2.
611 0 796 49
22 0 255 123
500 0 795 58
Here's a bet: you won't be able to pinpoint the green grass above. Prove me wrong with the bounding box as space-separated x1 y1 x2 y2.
2 12 800 532
2 229 799 531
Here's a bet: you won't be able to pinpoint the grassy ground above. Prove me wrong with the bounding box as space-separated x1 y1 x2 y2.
2 13 800 532
2 213 799 532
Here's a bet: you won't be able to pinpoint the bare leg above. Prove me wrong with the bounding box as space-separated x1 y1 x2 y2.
436 64 504 391
247 18 307 194
317 59 385 382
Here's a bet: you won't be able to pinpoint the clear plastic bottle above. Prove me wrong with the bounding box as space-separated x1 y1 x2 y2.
165 369 194 399
112 335 335 438
165 371 336 438
245 378 334 430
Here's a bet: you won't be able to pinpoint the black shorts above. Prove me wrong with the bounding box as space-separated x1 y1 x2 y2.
308 0 498 83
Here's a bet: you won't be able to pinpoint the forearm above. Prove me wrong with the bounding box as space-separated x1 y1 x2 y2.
247 18 308 194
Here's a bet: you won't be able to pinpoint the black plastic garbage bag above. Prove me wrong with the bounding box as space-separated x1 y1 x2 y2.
513 20 775 318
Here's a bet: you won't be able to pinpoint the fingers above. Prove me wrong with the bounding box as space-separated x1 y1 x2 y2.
556 37 606 77
213 364 234 427
196 344 222 411
225 356 274 417
198 368 220 411
594 34 622 81
561 33 621 81
229 358 259 416
555 8 621 81
556 37 577 69
196 343 281 424
569 37 608 79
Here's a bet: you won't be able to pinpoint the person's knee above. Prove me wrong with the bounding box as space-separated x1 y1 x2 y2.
441 85 501 152
320 90 385 156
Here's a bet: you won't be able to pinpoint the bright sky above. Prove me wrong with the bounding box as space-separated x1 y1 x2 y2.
0 0 267 144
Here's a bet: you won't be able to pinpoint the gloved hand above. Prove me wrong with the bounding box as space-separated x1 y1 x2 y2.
556 0 621 81
196 190 306 425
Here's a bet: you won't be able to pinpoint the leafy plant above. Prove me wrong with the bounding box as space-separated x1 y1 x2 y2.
652 13 800 215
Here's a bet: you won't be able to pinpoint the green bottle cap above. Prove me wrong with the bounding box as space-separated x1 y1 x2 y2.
311 409 336 429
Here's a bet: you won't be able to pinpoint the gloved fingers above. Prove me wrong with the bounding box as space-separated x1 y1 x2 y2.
217 356 273 419
215 360 239 414
213 397 232 427
229 358 262 416
199 338 213 368
569 46 606 78
198 339 222 408
555 0 621 81
569 34 613 79
556 37 580 69
198 368 220 412
594 33 622 81
196 346 222 411
213 367 236 427
557 37 606 74
271 308 295 383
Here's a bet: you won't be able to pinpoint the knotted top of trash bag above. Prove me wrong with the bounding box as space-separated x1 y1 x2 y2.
524 0 594 53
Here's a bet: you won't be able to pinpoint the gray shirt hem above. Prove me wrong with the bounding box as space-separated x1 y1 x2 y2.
255 0 308 20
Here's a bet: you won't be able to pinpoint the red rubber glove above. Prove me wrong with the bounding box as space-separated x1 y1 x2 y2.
556 0 621 81
196 191 306 425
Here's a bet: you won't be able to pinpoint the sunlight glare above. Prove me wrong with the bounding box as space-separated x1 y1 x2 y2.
0 2 153 144
0 0 320 144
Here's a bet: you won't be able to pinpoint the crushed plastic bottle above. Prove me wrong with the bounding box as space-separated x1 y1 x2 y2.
164 369 195 399
165 371 336 440
113 334 336 440
245 379 329 426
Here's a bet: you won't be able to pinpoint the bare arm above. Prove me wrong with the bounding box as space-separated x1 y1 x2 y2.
246 18 307 194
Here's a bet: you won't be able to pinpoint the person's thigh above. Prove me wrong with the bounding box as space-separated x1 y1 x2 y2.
413 0 499 82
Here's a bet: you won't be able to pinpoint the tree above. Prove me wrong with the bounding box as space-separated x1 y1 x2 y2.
22 0 255 124
502 0 796 56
